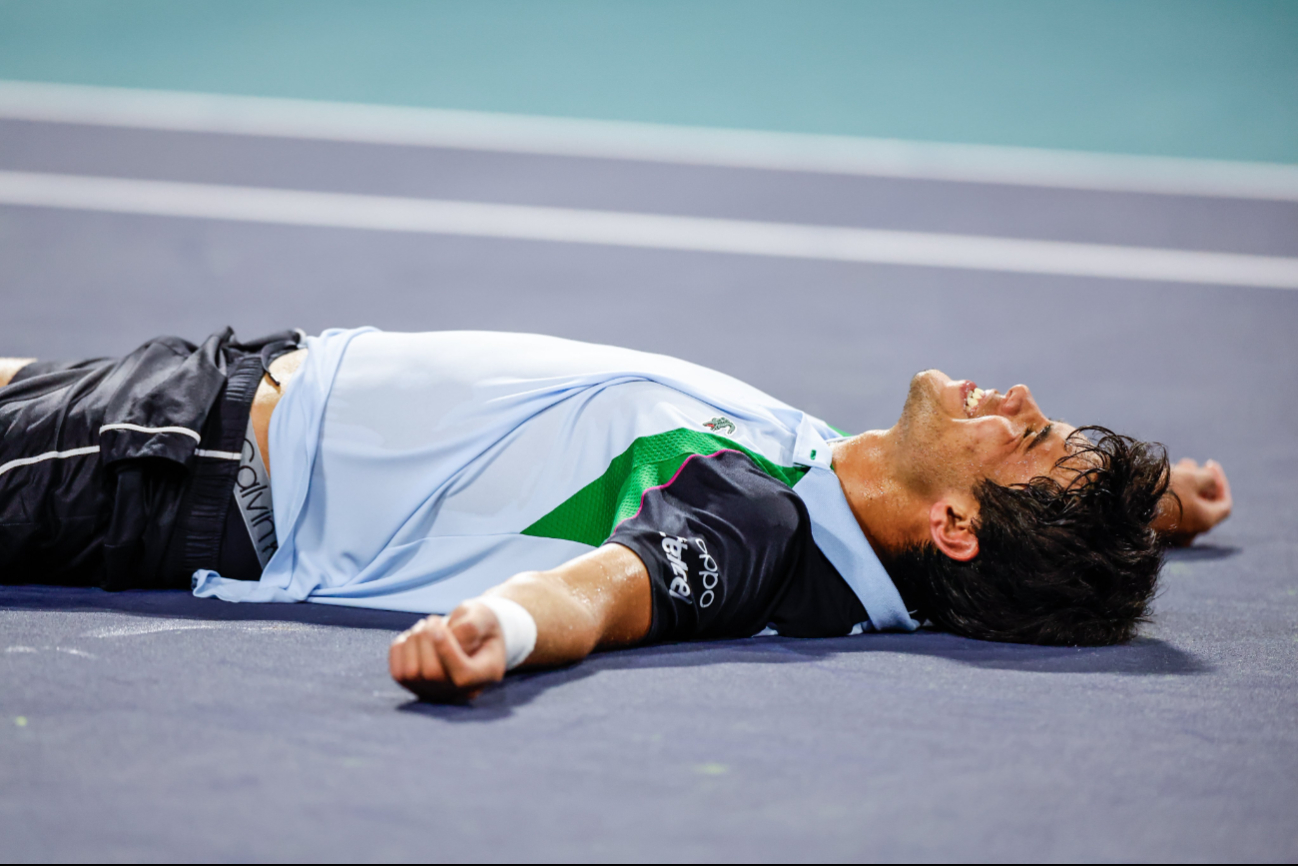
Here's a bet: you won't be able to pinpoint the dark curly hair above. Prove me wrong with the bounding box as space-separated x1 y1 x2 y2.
886 427 1171 646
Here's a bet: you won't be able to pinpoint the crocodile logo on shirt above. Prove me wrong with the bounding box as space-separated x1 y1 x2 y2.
703 416 735 435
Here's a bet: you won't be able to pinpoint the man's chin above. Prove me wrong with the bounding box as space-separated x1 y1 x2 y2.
911 369 953 405
898 371 947 428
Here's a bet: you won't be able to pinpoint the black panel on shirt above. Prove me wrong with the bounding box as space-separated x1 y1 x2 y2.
608 449 868 643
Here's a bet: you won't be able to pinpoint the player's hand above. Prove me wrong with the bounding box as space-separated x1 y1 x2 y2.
388 601 508 702
1154 458 1233 547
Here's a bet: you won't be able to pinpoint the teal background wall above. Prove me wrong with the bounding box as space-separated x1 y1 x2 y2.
1 0 1295 163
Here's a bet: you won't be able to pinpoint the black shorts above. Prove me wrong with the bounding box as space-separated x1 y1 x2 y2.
0 327 302 590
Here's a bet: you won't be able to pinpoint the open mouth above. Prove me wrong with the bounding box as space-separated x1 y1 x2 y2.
962 381 993 417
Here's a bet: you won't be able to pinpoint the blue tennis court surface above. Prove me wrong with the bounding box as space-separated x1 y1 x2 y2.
1 3 1297 859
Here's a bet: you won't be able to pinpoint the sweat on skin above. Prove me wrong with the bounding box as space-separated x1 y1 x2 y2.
0 331 1230 704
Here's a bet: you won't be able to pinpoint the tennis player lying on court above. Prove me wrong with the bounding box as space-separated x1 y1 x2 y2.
0 328 1231 702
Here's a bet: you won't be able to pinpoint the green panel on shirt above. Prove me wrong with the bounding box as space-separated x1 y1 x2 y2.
521 427 809 548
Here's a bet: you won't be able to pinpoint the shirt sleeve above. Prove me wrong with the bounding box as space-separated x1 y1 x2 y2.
607 449 865 644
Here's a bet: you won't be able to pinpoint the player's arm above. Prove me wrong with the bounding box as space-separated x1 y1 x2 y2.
388 544 652 702
1153 458 1233 546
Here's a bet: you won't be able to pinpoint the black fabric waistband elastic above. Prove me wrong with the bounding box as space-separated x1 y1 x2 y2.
151 335 304 589
176 352 266 581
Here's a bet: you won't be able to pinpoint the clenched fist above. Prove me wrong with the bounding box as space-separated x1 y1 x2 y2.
1155 458 1233 547
389 601 508 702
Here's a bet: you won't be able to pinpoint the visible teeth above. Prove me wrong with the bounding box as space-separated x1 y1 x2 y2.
965 387 985 413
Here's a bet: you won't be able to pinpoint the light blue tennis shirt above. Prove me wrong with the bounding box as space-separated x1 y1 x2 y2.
192 328 918 634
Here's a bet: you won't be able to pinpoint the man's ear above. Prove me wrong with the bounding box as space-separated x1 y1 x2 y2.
928 495 980 562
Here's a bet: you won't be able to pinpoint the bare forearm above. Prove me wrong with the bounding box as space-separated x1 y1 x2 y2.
389 544 652 701
1151 493 1182 539
487 544 652 668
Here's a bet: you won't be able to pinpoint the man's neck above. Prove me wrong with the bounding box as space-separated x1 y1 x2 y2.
830 430 926 560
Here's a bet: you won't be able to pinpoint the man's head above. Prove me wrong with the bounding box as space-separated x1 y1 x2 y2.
880 370 1169 646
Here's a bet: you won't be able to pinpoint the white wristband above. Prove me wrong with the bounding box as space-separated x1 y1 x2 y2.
475 596 538 671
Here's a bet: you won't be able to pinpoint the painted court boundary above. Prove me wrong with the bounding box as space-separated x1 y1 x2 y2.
3 170 1297 289
2 81 1297 202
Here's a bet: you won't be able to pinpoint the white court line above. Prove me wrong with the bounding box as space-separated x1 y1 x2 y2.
87 622 220 638
1 80 1297 202
2 170 1297 290
86 621 320 638
3 645 96 658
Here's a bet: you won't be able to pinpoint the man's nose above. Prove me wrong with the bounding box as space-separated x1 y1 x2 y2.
1001 384 1046 422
